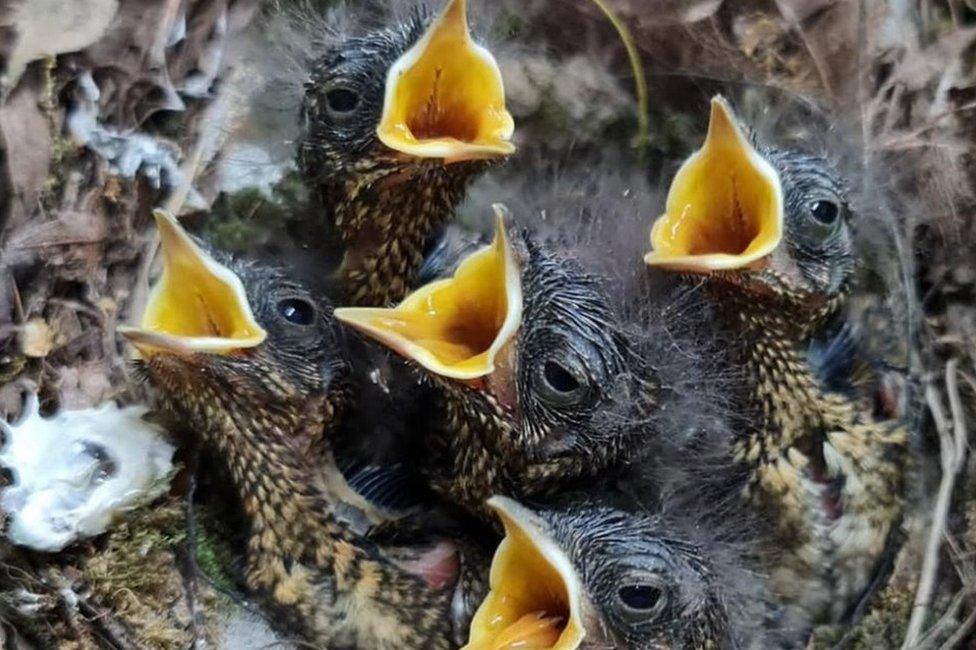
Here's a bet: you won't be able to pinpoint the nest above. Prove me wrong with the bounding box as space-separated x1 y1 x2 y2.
0 0 974 648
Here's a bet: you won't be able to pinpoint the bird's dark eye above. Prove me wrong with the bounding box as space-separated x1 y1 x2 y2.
325 87 360 115
619 585 663 610
544 361 580 393
617 584 668 622
534 358 590 406
809 199 840 225
276 298 316 326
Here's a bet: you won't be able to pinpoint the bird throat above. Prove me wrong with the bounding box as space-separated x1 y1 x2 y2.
431 397 518 517
328 159 483 306
718 286 907 625
198 393 351 570
717 289 848 519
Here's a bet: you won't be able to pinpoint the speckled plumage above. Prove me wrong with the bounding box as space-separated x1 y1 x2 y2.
299 12 496 307
689 145 908 630
420 233 652 518
138 259 459 649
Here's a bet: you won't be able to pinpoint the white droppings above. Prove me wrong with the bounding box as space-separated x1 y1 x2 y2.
0 393 175 552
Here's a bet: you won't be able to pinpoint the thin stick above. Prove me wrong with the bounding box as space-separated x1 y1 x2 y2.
124 237 160 326
903 360 968 648
916 584 975 649
127 88 231 326
939 606 976 650
587 0 649 159
182 447 206 650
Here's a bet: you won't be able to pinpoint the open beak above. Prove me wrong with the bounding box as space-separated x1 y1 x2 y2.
644 96 783 272
376 0 515 163
118 210 266 356
335 208 521 380
463 496 586 650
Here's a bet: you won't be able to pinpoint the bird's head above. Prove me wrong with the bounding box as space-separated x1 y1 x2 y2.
120 211 348 444
461 496 732 650
644 96 854 318
299 0 514 190
334 208 639 476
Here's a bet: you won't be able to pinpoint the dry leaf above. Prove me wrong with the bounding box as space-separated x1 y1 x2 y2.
3 0 119 87
0 69 52 231
618 0 723 26
18 319 53 358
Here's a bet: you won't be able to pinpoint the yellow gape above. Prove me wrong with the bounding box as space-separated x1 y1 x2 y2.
644 96 783 272
463 497 587 650
376 0 515 163
118 210 266 356
335 209 522 380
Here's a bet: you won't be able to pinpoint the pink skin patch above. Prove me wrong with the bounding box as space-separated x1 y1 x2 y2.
399 540 461 590
875 376 901 420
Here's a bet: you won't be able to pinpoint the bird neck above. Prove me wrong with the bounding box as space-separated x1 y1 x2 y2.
715 290 840 452
431 398 513 515
741 312 825 448
203 397 366 579
716 289 909 626
435 396 595 519
325 163 476 306
203 400 457 646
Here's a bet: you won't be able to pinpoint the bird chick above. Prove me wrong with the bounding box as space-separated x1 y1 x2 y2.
120 211 463 649
334 210 649 518
645 97 908 630
299 0 515 306
460 494 771 650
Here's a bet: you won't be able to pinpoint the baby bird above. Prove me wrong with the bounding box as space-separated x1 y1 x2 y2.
645 97 907 631
120 211 464 649
460 494 772 650
299 0 514 306
334 211 651 518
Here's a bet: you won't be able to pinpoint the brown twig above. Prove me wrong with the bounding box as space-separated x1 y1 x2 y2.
181 447 207 649
916 582 976 649
124 236 160 328
873 102 976 151
940 606 976 650
126 89 231 327
903 360 969 648
74 594 137 650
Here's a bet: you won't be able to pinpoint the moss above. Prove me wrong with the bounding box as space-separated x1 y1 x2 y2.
846 586 914 649
808 584 914 649
0 351 25 385
81 497 221 650
193 505 241 595
204 187 271 251
965 498 976 553
204 171 313 252
0 496 231 648
488 9 529 41
38 56 81 207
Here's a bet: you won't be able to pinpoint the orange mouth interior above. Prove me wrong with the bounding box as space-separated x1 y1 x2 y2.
463 497 585 650
334 212 521 380
118 210 266 356
377 0 515 163
644 96 783 272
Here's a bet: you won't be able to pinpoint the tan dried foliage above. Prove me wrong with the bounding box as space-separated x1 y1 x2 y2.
0 1 257 646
